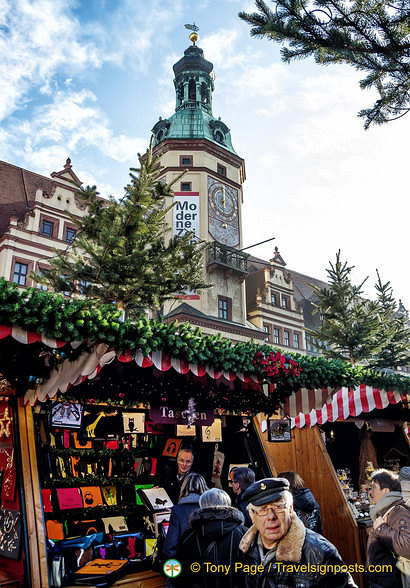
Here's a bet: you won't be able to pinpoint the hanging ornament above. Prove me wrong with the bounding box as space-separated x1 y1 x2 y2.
185 397 197 427
0 406 12 439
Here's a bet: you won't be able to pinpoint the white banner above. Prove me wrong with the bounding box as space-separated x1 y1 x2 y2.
173 193 200 239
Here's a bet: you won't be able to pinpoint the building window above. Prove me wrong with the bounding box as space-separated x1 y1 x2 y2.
217 163 226 176
293 333 300 349
263 324 270 342
65 227 76 243
80 279 91 293
180 155 193 166
41 219 54 237
284 330 290 346
60 274 70 297
35 268 48 291
281 296 288 309
13 262 28 286
271 292 277 306
273 328 280 344
181 182 192 191
218 296 232 320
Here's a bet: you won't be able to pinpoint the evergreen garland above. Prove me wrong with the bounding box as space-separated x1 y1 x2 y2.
0 279 408 399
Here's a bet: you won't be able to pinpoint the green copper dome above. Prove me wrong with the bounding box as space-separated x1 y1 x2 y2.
152 43 237 155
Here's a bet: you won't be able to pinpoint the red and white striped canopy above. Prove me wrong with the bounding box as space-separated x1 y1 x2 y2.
289 384 407 428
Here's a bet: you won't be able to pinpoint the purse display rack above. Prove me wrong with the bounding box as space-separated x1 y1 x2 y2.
33 402 164 587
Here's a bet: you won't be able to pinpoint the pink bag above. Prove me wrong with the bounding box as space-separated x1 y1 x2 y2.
56 487 83 510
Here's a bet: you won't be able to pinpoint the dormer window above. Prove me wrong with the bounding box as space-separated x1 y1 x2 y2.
214 130 224 143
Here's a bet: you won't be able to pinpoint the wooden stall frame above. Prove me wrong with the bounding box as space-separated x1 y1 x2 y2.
254 413 364 588
18 399 49 587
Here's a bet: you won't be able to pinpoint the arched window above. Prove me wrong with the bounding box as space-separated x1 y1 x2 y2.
214 130 224 143
157 130 164 142
201 82 208 104
188 79 196 101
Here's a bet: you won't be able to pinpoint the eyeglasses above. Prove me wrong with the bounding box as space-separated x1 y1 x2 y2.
232 480 240 485
250 503 287 517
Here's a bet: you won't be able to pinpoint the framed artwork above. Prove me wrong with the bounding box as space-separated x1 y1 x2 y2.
51 402 83 429
137 487 173 511
122 412 145 434
162 438 182 457
267 418 292 442
201 419 222 442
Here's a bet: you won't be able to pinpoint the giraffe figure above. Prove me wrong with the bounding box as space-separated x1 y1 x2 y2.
86 412 105 438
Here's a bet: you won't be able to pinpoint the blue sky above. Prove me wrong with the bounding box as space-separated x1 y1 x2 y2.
1 0 409 309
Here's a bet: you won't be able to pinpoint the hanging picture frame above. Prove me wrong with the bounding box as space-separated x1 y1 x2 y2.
201 419 222 442
51 402 83 429
267 418 292 442
122 412 145 434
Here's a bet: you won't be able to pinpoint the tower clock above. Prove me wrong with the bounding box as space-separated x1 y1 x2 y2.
208 176 239 247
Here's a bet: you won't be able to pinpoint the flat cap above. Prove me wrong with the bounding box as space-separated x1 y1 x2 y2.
242 477 290 506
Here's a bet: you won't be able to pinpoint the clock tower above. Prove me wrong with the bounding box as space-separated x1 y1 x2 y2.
152 30 257 341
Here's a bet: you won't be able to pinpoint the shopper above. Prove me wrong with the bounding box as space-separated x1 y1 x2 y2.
238 477 357 587
174 488 247 587
163 447 195 504
400 466 410 505
277 470 323 533
367 468 410 588
162 473 208 560
231 466 255 527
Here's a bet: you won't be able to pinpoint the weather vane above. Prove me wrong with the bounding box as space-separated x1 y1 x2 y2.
184 22 200 45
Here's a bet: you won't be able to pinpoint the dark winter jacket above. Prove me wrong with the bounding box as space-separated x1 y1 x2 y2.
174 505 247 588
293 487 323 534
162 493 201 559
239 512 357 588
367 497 410 588
236 495 253 527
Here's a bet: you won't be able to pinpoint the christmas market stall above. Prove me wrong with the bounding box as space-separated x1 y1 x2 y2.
0 280 409 587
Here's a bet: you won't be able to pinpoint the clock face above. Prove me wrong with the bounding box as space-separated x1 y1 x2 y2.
208 177 240 246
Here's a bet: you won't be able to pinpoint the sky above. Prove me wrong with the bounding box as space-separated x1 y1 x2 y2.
1 0 409 309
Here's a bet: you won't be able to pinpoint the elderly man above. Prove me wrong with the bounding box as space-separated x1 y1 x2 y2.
239 477 357 587
367 468 410 588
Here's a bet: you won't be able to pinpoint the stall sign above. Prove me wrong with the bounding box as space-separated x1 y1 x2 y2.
201 419 222 442
151 404 214 426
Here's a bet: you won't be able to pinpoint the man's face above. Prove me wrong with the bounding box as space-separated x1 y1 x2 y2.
177 450 193 476
369 481 390 505
249 498 293 549
232 480 241 496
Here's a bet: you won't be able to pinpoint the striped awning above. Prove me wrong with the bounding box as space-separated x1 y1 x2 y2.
289 384 408 428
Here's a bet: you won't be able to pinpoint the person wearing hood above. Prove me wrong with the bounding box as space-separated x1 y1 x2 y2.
367 468 410 588
278 470 323 534
162 473 208 561
174 488 247 587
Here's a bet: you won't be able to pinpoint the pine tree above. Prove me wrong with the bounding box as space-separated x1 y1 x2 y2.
239 0 410 128
369 271 410 369
34 141 209 316
307 251 384 364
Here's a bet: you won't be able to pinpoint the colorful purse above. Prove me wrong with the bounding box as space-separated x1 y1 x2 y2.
80 487 103 508
56 487 83 510
46 519 64 541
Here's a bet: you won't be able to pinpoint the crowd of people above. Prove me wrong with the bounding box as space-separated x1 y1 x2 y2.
156 447 409 587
